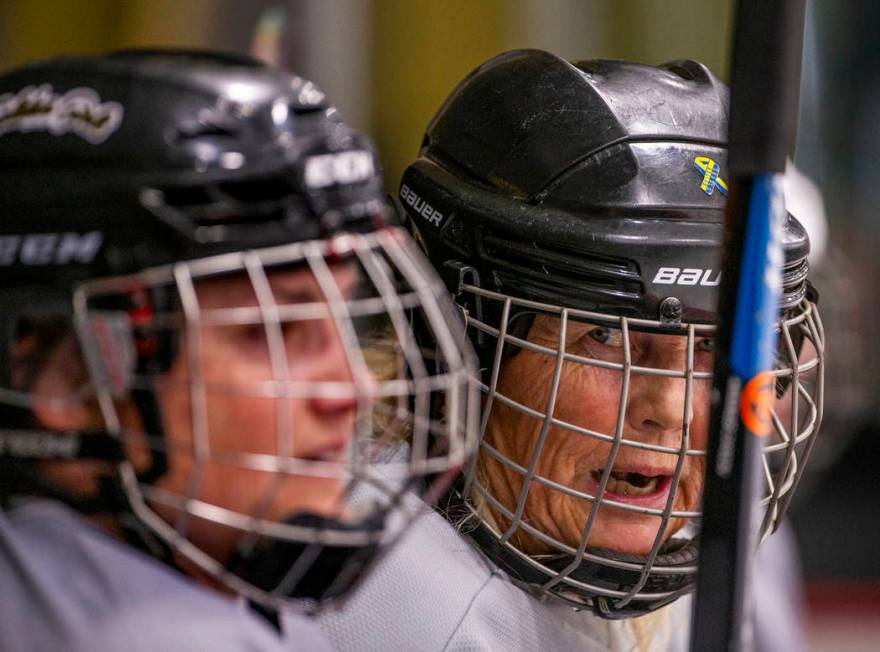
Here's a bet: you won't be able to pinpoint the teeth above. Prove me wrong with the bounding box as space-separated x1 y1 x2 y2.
594 471 661 497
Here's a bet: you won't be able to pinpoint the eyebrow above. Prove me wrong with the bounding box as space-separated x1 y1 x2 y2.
272 288 321 305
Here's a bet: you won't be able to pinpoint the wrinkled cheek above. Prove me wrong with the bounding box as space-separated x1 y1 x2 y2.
693 457 707 503
552 365 622 438
483 400 542 478
690 384 712 447
512 481 576 552
682 387 711 511
496 351 555 410
678 458 706 513
527 484 561 537
528 439 590 540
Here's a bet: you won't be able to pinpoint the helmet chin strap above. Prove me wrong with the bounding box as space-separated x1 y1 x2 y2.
229 511 384 605
538 542 698 617
0 425 176 565
128 388 168 484
0 426 161 511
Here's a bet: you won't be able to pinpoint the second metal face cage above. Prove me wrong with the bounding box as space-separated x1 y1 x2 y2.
453 279 824 614
70 227 479 611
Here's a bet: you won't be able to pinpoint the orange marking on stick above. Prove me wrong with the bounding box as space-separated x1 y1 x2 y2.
740 371 775 436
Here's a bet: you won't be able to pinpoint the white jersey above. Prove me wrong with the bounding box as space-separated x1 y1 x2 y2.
312 502 691 652
752 522 810 652
311 491 807 652
0 499 332 652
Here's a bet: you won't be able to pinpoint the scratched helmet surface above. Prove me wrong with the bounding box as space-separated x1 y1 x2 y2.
400 50 823 617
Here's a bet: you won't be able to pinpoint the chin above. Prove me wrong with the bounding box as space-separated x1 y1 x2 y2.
276 481 347 520
582 512 680 555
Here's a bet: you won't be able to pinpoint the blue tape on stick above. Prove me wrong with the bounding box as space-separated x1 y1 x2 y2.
728 174 785 380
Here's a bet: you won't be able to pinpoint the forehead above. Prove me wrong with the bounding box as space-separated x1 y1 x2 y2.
192 261 355 309
531 313 701 345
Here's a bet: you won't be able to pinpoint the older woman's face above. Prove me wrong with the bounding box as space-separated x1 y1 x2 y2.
481 314 713 555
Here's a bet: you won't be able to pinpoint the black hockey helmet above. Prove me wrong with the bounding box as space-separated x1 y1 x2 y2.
402 50 810 324
0 50 477 610
400 50 823 617
0 48 384 295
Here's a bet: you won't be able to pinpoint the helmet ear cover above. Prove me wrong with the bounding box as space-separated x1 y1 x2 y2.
119 284 178 485
773 280 819 397
0 281 177 505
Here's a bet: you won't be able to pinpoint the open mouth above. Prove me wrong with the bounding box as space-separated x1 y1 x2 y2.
297 440 349 463
590 469 672 499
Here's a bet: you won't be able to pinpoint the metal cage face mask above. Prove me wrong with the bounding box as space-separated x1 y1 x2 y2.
66 227 479 611
452 281 823 617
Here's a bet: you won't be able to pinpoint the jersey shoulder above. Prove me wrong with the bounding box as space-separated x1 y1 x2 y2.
315 505 500 651
318 496 689 652
315 502 685 652
0 500 306 652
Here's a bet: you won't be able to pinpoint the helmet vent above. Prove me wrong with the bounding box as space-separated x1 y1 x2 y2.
291 104 326 116
173 108 242 142
178 124 238 139
660 60 713 85
143 173 312 243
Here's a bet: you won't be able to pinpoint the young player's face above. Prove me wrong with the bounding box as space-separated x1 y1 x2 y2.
153 263 364 565
482 314 712 555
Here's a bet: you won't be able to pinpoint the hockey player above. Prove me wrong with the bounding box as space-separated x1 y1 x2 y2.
0 50 476 651
317 50 824 651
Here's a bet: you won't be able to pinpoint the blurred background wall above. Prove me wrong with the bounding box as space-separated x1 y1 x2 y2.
0 1 877 649
0 0 735 186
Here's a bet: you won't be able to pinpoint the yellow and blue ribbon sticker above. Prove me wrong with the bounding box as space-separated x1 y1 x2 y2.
694 156 728 196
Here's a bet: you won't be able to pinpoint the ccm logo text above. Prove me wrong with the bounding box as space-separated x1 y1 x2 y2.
0 231 103 265
400 184 443 227
653 267 722 286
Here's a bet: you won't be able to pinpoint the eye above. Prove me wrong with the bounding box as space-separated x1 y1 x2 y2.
283 319 329 354
696 337 715 354
586 326 624 347
242 324 266 342
228 324 270 355
281 320 306 337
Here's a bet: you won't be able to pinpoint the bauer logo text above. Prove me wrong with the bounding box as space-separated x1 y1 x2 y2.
652 267 722 286
400 184 443 227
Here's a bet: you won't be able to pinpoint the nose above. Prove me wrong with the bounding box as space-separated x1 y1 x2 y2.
625 347 692 442
300 318 374 418
626 375 691 437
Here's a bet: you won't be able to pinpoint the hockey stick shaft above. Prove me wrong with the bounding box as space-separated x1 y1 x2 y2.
690 1 806 650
